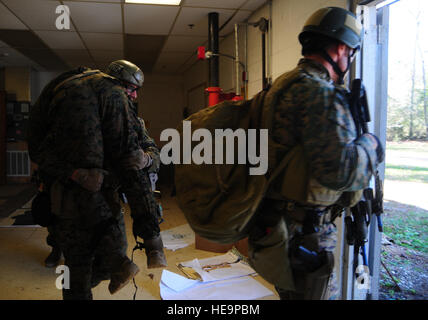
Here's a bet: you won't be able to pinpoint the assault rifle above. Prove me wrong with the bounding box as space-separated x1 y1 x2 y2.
345 79 384 281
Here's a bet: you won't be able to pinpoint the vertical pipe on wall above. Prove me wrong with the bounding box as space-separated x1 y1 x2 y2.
208 12 219 88
244 23 248 99
234 24 241 97
262 31 267 90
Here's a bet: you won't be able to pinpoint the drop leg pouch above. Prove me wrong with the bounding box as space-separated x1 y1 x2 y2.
248 218 295 291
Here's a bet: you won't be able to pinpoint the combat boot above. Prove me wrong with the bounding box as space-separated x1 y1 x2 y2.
145 235 167 268
44 247 62 268
108 259 140 295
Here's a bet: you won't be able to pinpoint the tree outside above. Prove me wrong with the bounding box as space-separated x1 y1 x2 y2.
380 0 428 300
387 0 428 141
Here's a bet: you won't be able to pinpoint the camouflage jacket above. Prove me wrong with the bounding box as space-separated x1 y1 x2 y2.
28 66 91 185
270 59 379 193
127 102 160 174
28 69 160 230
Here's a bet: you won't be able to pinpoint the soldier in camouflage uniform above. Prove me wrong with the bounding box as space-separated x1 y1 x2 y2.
28 61 164 299
247 7 384 300
105 60 167 269
29 66 90 269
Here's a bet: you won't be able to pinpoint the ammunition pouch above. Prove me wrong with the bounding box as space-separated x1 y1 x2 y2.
31 191 55 227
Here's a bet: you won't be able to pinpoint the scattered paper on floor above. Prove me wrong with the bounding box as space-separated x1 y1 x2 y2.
160 269 273 300
160 224 195 251
177 250 256 282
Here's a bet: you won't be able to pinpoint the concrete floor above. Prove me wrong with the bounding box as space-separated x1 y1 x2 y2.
0 187 279 300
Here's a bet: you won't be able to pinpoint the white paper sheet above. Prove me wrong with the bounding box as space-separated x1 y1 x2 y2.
179 252 256 282
160 224 195 251
160 270 273 300
160 269 200 292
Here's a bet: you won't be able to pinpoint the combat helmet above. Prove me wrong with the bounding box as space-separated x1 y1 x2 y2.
105 60 144 88
299 7 362 50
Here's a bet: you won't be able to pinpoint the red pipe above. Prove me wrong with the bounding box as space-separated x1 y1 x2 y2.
205 87 222 107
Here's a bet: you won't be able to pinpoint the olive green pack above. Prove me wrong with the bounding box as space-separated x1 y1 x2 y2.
174 67 361 244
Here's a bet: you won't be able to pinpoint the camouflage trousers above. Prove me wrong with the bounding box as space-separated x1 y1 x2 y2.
49 186 129 300
248 205 339 300
50 215 128 300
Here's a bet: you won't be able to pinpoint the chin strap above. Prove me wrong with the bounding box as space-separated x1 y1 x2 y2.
320 50 351 85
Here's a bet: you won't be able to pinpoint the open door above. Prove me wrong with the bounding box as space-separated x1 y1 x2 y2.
341 0 390 300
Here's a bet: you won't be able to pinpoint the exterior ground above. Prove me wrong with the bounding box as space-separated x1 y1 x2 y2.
379 141 428 300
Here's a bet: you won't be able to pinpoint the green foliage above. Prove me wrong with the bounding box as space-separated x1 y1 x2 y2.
383 209 428 253
387 89 428 141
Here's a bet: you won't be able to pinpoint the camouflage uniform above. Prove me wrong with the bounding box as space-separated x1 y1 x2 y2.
29 69 161 299
249 59 380 300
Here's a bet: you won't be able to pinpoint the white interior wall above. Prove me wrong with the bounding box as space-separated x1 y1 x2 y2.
183 61 208 115
31 70 61 104
138 73 184 147
218 25 246 94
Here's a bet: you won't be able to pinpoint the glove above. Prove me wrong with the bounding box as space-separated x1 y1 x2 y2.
70 168 107 192
149 172 158 191
363 133 384 163
121 149 152 170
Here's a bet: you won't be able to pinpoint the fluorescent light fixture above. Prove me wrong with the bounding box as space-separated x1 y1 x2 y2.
125 0 181 5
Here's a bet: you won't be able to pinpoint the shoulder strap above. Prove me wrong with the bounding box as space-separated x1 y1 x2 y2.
52 70 101 94
237 145 299 233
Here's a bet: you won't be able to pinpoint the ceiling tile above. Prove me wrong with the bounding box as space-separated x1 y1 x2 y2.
66 59 97 70
124 34 165 53
0 46 42 69
156 51 192 65
2 0 72 31
124 34 166 72
0 2 28 30
124 4 180 35
0 29 48 49
80 32 123 51
162 35 206 53
90 50 124 62
171 7 234 36
54 49 92 62
67 0 121 2
23 48 68 70
241 0 268 11
152 63 181 74
34 31 85 50
0 30 68 70
219 9 252 36
183 0 247 9
64 1 122 33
